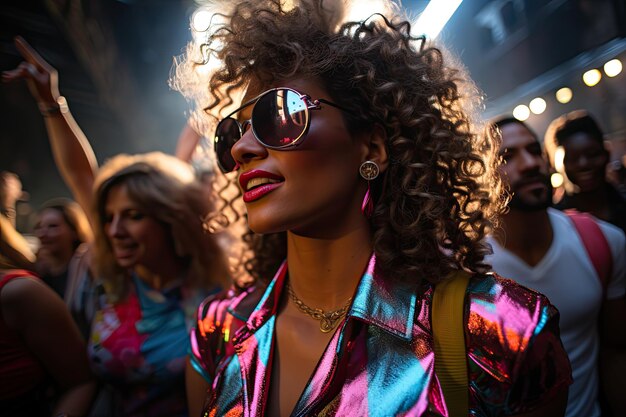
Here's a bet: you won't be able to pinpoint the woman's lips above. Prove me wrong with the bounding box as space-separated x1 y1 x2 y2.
243 182 284 202
239 169 284 203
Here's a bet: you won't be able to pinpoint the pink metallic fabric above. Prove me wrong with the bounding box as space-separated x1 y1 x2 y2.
190 256 571 416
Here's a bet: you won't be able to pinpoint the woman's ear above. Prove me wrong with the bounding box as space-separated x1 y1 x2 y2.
360 124 389 173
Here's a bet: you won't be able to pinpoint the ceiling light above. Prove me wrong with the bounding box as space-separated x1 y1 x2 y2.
551 173 564 188
529 97 546 115
582 69 602 87
555 87 572 104
513 105 530 121
604 59 622 77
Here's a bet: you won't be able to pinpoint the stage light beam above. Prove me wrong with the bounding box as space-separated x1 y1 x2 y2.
414 0 464 39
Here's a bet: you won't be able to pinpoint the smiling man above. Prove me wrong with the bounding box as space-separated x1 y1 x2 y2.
485 116 626 417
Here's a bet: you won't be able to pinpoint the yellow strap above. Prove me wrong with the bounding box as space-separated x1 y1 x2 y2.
432 271 470 417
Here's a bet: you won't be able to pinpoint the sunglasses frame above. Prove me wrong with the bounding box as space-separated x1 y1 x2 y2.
213 87 353 172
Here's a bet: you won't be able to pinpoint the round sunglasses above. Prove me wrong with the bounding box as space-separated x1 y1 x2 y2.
213 87 353 173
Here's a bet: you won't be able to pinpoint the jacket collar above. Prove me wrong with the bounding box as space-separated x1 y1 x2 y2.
235 255 417 343
348 255 417 341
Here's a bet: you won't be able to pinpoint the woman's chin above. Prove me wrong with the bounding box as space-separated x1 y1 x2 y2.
115 257 137 269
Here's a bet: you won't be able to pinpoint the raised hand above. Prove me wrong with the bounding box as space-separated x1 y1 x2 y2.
1 36 60 107
2 36 98 223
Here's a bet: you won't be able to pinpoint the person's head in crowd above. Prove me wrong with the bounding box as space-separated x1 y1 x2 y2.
35 198 92 265
0 171 24 225
92 152 229 301
174 0 505 285
490 117 552 212
544 110 609 194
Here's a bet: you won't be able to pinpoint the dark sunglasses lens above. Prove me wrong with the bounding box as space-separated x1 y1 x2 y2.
215 118 241 172
253 89 308 147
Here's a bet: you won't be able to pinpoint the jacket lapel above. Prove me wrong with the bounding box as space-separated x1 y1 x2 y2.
232 262 287 416
292 255 431 416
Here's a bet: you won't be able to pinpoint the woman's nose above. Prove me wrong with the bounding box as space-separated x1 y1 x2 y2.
230 127 268 168
106 215 125 238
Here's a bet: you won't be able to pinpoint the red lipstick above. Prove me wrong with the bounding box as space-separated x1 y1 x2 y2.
239 169 284 203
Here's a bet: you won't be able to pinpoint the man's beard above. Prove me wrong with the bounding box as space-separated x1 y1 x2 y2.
508 173 553 212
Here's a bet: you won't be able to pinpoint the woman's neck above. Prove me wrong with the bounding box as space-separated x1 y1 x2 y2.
42 249 75 276
286 224 372 311
134 259 186 290
568 186 611 220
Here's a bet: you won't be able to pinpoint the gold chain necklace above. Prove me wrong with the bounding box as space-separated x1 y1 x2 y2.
286 282 352 333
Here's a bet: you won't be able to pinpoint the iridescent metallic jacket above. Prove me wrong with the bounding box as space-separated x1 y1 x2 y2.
190 256 571 416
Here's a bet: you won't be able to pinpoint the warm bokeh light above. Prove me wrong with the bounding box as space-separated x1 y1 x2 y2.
604 59 623 77
192 9 213 32
555 87 573 104
582 69 602 86
513 104 530 121
551 173 564 188
554 146 565 172
529 97 546 115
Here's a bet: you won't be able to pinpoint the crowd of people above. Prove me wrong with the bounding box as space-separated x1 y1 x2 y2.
1 0 625 416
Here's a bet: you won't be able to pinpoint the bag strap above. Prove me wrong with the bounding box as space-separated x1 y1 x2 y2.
565 210 612 295
432 270 471 417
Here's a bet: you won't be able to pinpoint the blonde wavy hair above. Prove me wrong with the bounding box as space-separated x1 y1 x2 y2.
92 152 230 301
173 0 506 286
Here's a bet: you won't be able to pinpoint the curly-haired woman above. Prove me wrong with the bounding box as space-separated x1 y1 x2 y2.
175 1 572 415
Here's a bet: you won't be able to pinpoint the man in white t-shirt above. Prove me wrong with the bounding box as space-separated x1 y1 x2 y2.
485 117 626 417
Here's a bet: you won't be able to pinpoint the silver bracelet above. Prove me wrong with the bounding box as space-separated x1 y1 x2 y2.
39 96 68 117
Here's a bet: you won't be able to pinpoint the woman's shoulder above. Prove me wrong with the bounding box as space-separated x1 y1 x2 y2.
465 272 566 374
467 272 555 311
465 272 558 341
464 272 571 411
1 270 44 300
196 282 266 323
190 283 266 381
464 272 560 367
1 270 68 327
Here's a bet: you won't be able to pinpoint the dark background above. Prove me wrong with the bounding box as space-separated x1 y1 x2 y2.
1 0 625 230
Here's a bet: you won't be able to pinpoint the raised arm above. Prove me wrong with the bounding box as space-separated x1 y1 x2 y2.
175 121 203 163
2 37 98 224
0 215 36 270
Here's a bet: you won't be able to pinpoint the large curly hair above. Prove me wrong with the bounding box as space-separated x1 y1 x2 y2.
92 152 230 302
173 0 505 286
